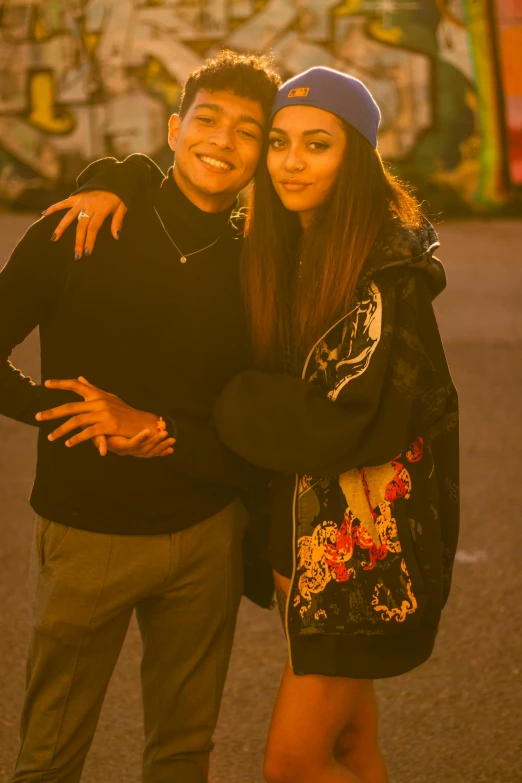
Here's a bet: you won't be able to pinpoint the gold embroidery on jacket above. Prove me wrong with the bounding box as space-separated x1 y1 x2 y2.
295 437 424 622
371 559 418 622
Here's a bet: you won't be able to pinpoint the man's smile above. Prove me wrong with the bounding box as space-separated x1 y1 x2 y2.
196 154 235 172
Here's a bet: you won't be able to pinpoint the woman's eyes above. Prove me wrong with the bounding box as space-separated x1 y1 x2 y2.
268 138 329 151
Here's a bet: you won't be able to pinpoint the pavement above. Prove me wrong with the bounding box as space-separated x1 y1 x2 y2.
0 214 521 783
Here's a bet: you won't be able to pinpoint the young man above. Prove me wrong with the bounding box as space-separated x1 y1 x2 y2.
0 51 280 783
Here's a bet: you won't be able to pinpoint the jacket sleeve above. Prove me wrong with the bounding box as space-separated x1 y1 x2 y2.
73 153 165 206
0 215 77 426
161 413 271 492
213 274 450 477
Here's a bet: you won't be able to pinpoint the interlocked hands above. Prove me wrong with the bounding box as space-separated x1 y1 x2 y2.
36 377 175 458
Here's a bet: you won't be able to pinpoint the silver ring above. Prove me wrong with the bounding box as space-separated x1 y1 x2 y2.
78 210 91 221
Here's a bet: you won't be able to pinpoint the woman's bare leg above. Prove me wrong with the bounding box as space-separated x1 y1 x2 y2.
334 686 389 783
263 658 368 783
264 571 389 783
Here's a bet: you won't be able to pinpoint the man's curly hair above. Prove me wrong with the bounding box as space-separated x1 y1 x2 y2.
179 49 281 121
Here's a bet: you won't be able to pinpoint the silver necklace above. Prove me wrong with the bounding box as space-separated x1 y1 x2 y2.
153 206 220 263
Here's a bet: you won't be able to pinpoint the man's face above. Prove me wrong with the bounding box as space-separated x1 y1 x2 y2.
168 89 266 212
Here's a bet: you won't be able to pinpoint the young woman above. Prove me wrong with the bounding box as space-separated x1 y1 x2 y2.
212 68 459 783
41 67 459 783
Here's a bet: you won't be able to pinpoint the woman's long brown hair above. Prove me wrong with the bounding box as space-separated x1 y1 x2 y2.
242 121 424 371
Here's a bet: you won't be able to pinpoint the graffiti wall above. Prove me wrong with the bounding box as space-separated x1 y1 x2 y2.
0 0 520 214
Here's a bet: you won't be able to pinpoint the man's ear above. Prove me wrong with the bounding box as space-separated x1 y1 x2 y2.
168 114 181 151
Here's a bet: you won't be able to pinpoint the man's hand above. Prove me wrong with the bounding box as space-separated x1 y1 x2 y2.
105 430 175 458
43 190 126 259
35 376 175 456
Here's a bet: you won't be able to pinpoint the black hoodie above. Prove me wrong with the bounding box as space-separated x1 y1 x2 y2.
213 219 459 679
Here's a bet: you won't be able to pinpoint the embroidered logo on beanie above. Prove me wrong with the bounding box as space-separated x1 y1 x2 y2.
288 87 310 98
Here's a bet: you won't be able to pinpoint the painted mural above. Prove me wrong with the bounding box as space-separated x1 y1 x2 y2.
0 0 520 214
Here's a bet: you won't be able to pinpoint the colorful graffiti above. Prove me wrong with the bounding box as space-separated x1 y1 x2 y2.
0 0 520 213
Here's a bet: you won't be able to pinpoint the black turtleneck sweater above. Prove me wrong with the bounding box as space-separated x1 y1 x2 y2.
0 156 262 534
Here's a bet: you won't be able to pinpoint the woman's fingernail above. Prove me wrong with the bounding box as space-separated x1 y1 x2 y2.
48 434 54 441
74 252 80 261
65 440 71 447
116 231 121 238
41 209 47 215
50 233 57 241
35 413 42 420
84 248 90 257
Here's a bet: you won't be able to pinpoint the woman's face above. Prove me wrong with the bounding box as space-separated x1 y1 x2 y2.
267 105 347 227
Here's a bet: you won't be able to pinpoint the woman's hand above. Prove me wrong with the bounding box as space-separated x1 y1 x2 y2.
35 376 175 456
43 190 127 259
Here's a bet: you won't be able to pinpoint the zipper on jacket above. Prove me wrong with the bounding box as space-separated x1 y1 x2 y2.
284 306 357 671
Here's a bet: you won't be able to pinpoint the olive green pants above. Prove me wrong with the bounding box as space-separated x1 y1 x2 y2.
13 498 247 783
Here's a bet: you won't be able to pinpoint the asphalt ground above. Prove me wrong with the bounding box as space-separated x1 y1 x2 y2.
0 215 521 783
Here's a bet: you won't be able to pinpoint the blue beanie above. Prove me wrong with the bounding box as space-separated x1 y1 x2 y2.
269 67 381 149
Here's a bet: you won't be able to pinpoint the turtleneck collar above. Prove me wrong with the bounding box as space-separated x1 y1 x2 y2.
154 167 238 241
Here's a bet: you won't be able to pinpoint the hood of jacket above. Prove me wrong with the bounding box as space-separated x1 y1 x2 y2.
360 217 445 300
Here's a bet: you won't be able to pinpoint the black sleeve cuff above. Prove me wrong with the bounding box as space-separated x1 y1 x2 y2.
162 413 178 440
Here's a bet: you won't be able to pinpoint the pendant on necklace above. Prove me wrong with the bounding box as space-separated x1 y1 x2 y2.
180 256 187 264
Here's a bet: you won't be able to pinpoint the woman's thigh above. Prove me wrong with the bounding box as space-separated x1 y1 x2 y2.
334 684 381 757
268 571 374 767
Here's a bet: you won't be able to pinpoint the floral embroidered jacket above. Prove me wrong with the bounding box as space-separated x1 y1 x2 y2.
214 219 459 679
